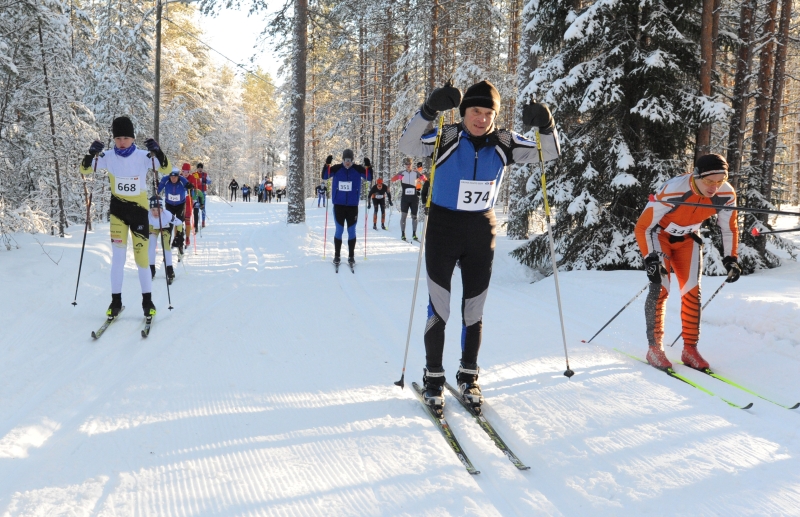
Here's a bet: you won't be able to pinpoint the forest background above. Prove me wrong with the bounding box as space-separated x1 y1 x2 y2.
1 0 799 273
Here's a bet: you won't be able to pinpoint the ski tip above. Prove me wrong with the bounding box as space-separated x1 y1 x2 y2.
741 403 754 410
468 469 481 475
141 331 147 338
91 331 97 339
788 403 800 410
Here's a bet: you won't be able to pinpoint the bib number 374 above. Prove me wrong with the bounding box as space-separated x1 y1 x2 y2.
457 180 495 211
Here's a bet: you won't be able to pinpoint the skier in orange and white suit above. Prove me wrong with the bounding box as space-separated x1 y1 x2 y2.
634 154 742 371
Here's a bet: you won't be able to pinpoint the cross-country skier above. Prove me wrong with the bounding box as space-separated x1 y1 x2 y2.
80 116 170 318
195 163 210 227
391 157 427 240
316 181 328 207
398 80 560 412
368 178 393 230
634 153 741 371
242 184 251 202
157 167 190 255
147 195 176 284
229 178 239 201
264 178 274 203
321 150 373 269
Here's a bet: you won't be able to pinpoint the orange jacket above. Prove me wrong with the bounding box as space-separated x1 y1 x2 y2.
635 173 738 257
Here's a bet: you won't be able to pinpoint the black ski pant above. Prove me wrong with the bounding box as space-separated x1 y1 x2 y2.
230 188 238 201
400 195 419 235
333 204 358 259
424 203 496 371
372 199 386 224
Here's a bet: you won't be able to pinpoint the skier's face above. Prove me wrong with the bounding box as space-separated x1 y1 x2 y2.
150 207 161 217
695 173 728 197
170 175 179 183
463 106 496 137
114 136 134 149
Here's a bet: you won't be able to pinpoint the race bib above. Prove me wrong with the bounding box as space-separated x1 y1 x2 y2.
339 181 352 192
457 180 495 211
167 193 181 203
663 221 702 236
374 194 384 199
114 176 140 196
405 187 416 196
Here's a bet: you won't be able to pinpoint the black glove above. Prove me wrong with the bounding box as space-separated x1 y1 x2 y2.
325 155 333 165
522 102 555 134
364 158 371 168
368 203 372 209
144 138 167 166
644 253 665 284
88 140 104 156
722 256 741 283
522 102 556 135
422 81 462 120
389 201 394 207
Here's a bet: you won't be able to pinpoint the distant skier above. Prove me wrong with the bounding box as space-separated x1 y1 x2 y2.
276 188 284 202
242 184 251 202
634 153 740 371
264 179 274 203
229 178 239 201
321 150 373 269
316 181 328 207
195 163 210 227
368 178 393 230
157 167 190 255
398 80 560 413
391 157 426 241
79 116 170 318
147 196 176 284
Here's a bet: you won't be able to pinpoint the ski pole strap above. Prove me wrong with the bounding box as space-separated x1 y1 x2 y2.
426 114 445 209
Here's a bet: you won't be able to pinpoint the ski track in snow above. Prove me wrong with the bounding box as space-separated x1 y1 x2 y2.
0 198 799 516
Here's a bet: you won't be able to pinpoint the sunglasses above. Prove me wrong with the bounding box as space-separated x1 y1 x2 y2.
699 176 728 187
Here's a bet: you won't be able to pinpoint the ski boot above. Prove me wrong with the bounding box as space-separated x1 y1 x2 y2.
142 293 156 318
166 265 175 285
150 265 156 279
412 234 419 241
202 220 206 228
381 224 386 230
373 223 378 230
646 345 672 371
107 293 122 318
348 257 356 270
401 233 407 241
422 366 446 417
681 344 710 371
456 362 484 414
332 256 341 271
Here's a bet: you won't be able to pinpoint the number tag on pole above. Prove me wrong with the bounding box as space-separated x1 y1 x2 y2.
114 176 141 196
456 180 495 211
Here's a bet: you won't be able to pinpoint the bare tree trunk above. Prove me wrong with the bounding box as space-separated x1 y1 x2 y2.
694 0 716 156
287 0 307 224
762 0 792 203
750 0 779 170
725 0 755 187
38 19 67 237
429 0 438 93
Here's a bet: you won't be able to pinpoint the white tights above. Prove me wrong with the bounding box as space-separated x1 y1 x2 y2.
111 245 153 294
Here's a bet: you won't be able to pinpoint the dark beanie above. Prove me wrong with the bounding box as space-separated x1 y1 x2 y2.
694 154 728 178
112 116 135 138
197 163 204 169
459 80 501 117
342 149 354 160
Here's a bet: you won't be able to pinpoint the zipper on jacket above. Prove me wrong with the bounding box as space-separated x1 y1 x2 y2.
473 150 479 180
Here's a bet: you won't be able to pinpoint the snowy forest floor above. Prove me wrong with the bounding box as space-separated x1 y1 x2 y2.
1 197 799 516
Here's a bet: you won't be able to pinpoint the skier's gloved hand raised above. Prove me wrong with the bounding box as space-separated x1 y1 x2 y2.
522 102 555 134
722 256 741 283
145 138 167 166
325 155 333 165
421 80 462 121
644 253 665 284
88 140 105 156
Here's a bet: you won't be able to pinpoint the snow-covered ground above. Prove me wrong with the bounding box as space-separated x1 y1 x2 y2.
1 197 798 516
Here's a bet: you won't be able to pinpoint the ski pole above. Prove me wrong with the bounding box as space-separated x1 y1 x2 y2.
151 156 173 310
364 169 372 260
668 275 731 347
534 125 574 378
72 153 102 306
323 168 330 258
395 113 445 389
648 195 800 218
581 284 648 343
751 226 800 236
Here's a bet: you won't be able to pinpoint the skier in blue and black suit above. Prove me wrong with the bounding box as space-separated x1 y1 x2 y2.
398 80 560 414
157 167 192 252
321 149 373 268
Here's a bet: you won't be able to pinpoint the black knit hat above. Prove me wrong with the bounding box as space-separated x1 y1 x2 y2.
459 80 501 117
694 154 728 178
112 116 135 138
196 163 204 169
342 149 354 160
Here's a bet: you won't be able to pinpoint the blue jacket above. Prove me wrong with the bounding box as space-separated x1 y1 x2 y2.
158 175 190 206
398 111 560 212
321 163 373 206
